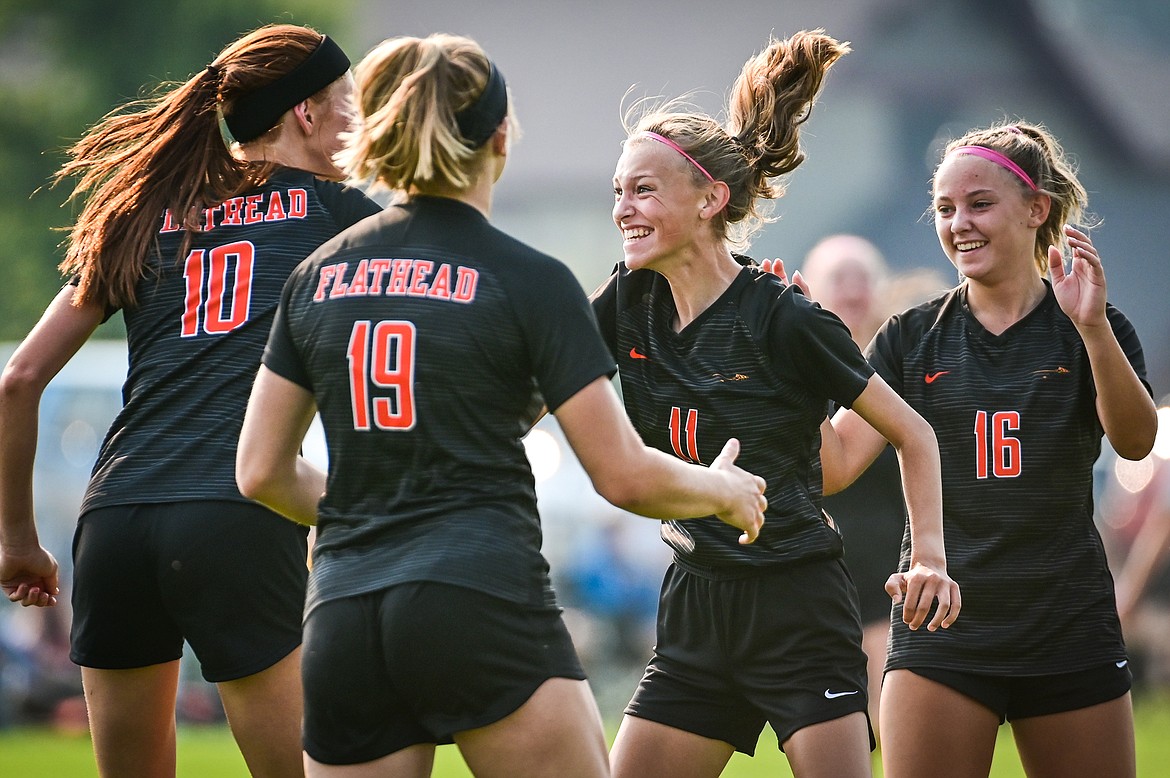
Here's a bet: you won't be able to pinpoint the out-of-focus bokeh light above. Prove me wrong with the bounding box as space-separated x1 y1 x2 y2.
1114 456 1156 495
1112 405 1170 494
523 428 562 483
60 419 98 468
1152 406 1170 461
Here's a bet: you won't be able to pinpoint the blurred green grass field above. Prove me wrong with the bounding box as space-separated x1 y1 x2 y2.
3 692 1170 777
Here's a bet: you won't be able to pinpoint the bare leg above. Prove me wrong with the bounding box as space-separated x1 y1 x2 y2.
303 744 435 778
456 677 609 778
880 669 1000 778
610 715 734 778
1011 694 1135 778
860 620 889 741
217 647 305 777
784 712 871 778
82 661 181 778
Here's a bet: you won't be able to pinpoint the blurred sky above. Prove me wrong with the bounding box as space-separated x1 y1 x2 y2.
353 0 1170 395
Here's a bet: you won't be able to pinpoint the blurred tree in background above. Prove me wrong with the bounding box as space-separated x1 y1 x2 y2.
0 0 357 339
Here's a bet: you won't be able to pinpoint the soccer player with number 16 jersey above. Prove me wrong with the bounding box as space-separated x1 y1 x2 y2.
828 121 1157 778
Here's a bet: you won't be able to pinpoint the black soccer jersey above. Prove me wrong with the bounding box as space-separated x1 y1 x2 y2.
262 195 617 615
591 260 874 575
81 168 381 515
870 281 1150 675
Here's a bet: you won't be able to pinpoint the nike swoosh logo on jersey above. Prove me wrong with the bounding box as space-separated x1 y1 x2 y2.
924 371 949 384
629 347 649 360
1116 660 1129 668
824 689 859 699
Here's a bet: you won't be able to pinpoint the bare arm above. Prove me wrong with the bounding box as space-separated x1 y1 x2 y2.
1050 228 1156 460
555 376 766 544
1081 323 1156 460
1 286 103 606
820 408 887 497
236 366 327 526
830 375 961 630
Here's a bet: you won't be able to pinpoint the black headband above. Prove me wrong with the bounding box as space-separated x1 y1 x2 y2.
223 35 351 143
455 62 508 148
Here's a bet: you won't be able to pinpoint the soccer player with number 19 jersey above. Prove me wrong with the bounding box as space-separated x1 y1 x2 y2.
237 34 766 776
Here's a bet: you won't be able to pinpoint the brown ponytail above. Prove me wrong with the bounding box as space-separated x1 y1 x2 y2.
728 30 850 201
624 30 848 246
55 24 324 309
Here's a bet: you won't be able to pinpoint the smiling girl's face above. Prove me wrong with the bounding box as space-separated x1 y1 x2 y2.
612 138 713 273
932 152 1049 284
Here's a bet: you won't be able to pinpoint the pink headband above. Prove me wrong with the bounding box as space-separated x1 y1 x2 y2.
950 145 1038 191
640 131 715 183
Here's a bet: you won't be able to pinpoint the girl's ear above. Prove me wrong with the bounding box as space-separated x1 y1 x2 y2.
292 100 314 135
1028 192 1052 228
699 180 731 220
490 120 508 156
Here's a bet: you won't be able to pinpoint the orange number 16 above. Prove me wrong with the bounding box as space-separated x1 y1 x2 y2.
973 409 1021 479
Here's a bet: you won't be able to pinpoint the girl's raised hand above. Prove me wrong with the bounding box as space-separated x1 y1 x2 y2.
1049 225 1107 328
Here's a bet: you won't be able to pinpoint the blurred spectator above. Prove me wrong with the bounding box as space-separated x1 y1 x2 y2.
559 514 666 667
801 234 890 347
0 598 82 729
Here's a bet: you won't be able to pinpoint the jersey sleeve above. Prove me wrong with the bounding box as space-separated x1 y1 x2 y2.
516 260 617 412
66 275 120 323
587 267 620 359
1105 303 1153 398
865 314 906 395
261 270 313 390
767 287 874 408
314 179 384 232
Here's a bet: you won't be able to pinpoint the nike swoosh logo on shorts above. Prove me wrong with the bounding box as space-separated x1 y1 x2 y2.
824 689 859 699
1116 660 1129 668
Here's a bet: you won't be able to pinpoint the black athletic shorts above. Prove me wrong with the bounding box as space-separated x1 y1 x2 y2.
301 582 587 765
70 501 309 682
907 661 1133 723
626 559 873 756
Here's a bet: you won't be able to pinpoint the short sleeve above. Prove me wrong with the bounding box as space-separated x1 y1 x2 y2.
588 267 621 359
1106 303 1152 398
314 178 384 231
516 260 617 412
865 314 905 396
768 288 874 408
261 271 313 390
